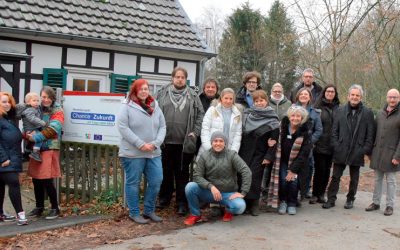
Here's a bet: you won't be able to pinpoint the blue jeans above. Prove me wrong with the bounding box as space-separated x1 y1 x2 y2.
185 182 246 216
120 157 163 217
279 162 299 207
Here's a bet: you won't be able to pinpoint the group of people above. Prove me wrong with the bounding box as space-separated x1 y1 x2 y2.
0 87 64 225
118 66 400 226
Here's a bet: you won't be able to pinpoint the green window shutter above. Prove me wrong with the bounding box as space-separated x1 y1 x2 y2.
43 68 67 90
110 73 140 93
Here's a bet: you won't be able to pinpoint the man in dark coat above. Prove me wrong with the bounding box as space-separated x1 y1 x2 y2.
199 78 219 112
289 68 322 105
323 84 375 209
366 89 400 216
236 71 262 108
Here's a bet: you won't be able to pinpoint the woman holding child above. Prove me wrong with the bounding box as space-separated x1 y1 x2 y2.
26 86 64 220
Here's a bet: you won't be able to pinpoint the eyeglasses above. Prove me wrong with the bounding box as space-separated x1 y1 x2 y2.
246 81 258 85
272 90 282 93
387 96 399 99
326 90 335 93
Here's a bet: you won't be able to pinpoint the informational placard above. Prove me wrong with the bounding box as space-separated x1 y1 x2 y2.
62 91 126 145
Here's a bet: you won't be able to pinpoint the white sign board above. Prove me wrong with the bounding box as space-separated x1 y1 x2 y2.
62 91 125 145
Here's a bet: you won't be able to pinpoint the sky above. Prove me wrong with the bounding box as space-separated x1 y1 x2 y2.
179 0 274 22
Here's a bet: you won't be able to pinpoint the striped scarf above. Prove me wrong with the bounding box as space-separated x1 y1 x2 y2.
267 134 304 208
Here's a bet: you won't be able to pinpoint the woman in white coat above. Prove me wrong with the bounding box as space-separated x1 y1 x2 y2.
199 88 242 157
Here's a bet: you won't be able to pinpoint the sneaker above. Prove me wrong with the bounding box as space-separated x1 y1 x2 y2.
143 213 162 222
384 206 393 216
129 215 149 224
365 203 380 212
45 209 60 220
28 207 44 217
29 151 42 162
344 200 354 209
287 206 297 215
222 210 233 222
184 214 202 226
0 213 16 222
17 212 28 226
278 202 287 215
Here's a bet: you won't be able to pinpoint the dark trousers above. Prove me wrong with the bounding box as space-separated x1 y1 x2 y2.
278 162 299 207
32 178 58 209
158 144 194 206
327 163 360 202
312 153 333 197
0 172 23 214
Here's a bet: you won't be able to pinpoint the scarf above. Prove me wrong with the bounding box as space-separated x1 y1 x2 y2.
133 96 155 115
243 106 280 133
168 85 189 112
270 95 284 104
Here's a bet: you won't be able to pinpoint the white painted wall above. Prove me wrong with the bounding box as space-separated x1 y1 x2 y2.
114 53 137 75
92 51 110 68
159 59 174 74
177 61 197 86
66 48 86 66
0 39 26 72
140 57 155 72
19 79 25 103
30 79 43 94
0 77 12 93
31 44 62 74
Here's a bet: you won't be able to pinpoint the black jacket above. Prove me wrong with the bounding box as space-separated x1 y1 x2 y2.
199 92 219 112
331 102 375 166
314 98 340 155
289 82 323 104
0 113 23 173
236 85 262 108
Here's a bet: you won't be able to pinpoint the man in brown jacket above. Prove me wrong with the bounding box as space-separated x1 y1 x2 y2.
366 89 400 216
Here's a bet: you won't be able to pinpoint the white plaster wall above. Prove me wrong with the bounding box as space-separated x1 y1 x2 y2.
140 57 155 72
114 53 137 75
31 44 62 74
1 64 13 72
92 51 110 68
30 79 43 94
66 48 86 65
177 61 197 86
159 59 174 74
0 77 12 93
0 39 26 72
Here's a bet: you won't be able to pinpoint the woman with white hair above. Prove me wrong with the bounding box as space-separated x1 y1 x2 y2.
267 106 313 215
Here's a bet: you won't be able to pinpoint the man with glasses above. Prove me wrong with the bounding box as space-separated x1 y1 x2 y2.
366 89 400 216
290 68 322 104
236 71 262 108
269 83 292 120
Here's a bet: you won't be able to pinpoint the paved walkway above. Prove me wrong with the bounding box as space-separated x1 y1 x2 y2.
94 191 400 250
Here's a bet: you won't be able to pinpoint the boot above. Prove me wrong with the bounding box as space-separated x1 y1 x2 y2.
250 199 260 216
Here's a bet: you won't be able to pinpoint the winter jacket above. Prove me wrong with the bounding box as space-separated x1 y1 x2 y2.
157 84 204 154
194 148 252 196
269 97 292 120
199 102 242 156
295 104 323 144
290 82 323 105
314 98 340 155
370 103 400 172
236 85 262 108
331 102 375 166
117 99 166 159
16 103 46 131
199 92 219 112
0 114 22 173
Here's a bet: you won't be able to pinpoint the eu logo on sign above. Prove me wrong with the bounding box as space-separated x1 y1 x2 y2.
94 134 103 141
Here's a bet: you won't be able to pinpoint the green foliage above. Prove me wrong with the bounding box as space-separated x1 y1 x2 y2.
89 189 121 214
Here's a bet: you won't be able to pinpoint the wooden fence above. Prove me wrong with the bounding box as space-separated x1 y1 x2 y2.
59 142 124 204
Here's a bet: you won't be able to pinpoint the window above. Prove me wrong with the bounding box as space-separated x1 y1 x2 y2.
65 67 112 92
138 73 171 95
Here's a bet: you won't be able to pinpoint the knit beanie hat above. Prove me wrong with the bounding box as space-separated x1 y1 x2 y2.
210 131 227 144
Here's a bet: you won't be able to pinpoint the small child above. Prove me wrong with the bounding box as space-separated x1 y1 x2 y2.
17 92 46 162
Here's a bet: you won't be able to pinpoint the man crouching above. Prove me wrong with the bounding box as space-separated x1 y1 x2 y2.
184 131 252 226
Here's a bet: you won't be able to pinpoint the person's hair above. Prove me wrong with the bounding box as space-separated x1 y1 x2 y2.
25 92 39 103
242 71 261 85
0 92 16 116
128 79 150 102
287 105 309 125
271 82 283 90
40 86 57 106
252 90 268 103
348 84 364 97
171 66 188 79
202 78 219 92
219 88 236 102
295 87 313 104
314 84 340 108
302 68 314 76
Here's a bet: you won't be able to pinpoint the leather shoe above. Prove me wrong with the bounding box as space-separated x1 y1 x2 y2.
156 200 170 209
322 201 335 209
177 205 187 216
309 196 318 204
344 200 354 209
384 206 393 216
365 203 380 212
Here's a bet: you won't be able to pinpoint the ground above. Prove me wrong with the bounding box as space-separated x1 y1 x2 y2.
0 170 381 250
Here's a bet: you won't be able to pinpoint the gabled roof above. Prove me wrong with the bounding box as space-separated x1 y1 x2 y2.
0 0 215 57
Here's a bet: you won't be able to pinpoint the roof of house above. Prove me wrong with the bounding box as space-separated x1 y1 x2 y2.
0 0 215 57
